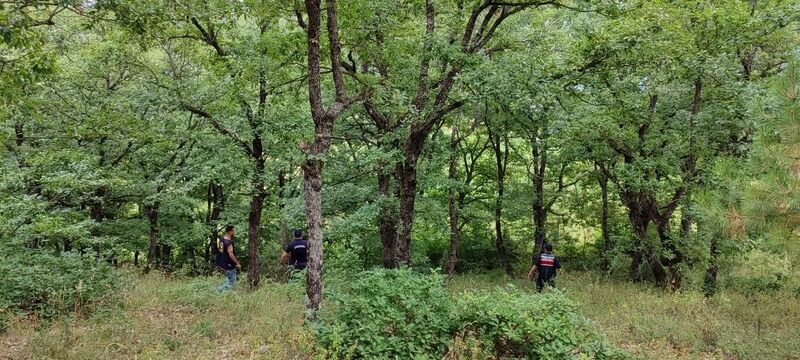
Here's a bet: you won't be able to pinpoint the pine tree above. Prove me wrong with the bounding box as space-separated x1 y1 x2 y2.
698 62 800 297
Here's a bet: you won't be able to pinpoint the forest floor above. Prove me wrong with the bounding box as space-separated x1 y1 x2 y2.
2 271 799 359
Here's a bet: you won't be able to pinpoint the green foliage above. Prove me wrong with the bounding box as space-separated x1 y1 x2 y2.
0 249 119 321
319 269 626 359
318 269 454 359
725 249 793 295
452 288 627 359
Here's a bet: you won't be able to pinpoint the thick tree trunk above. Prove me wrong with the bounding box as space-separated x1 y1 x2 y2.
643 217 670 287
396 152 420 266
446 125 460 276
304 155 327 320
145 202 160 273
629 210 648 283
378 168 399 268
630 249 644 283
647 247 668 287
134 250 140 267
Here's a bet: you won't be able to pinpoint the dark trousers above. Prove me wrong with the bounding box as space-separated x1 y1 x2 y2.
536 275 555 292
290 264 306 280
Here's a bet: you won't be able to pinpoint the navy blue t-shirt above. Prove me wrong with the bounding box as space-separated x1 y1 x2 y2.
215 237 235 271
285 239 308 269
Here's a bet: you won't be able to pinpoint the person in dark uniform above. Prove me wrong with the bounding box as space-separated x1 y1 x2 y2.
281 228 308 273
215 224 241 292
528 243 561 293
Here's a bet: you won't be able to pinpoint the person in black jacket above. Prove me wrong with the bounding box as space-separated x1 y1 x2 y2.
527 243 561 292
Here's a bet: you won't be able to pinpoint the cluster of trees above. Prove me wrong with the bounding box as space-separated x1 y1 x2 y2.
2 0 799 316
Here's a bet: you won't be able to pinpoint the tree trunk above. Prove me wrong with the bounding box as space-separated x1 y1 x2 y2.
378 169 399 268
304 156 326 319
160 243 172 270
630 249 643 283
134 250 139 267
247 168 267 289
703 236 719 297
188 247 197 275
531 131 548 256
278 171 291 245
446 124 460 276
145 202 160 273
598 165 611 271
647 247 668 287
303 0 354 320
90 187 106 258
628 209 648 283
489 129 512 275
396 152 420 266
663 206 693 291
206 183 225 271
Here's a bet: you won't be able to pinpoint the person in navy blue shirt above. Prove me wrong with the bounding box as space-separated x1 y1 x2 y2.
528 243 561 292
215 224 241 292
281 228 308 272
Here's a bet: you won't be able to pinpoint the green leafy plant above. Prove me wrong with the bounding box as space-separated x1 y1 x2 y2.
318 268 454 359
318 269 626 359
452 287 628 359
0 250 119 320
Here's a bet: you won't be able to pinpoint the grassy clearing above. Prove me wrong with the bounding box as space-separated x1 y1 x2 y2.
3 273 312 359
3 270 799 359
449 272 800 359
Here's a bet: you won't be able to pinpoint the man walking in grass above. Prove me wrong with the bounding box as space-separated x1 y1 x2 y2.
216 224 241 292
281 228 308 278
528 243 561 293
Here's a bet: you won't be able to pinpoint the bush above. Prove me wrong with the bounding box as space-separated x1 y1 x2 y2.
318 269 627 359
451 288 628 359
0 250 119 321
725 249 791 295
318 268 454 359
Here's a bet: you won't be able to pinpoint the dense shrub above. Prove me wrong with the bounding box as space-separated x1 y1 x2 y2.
318 268 454 359
318 269 627 359
452 288 628 359
0 250 119 322
724 249 791 295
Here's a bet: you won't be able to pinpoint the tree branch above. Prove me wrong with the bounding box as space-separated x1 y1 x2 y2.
326 0 347 102
412 0 436 111
183 105 253 156
190 17 227 57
